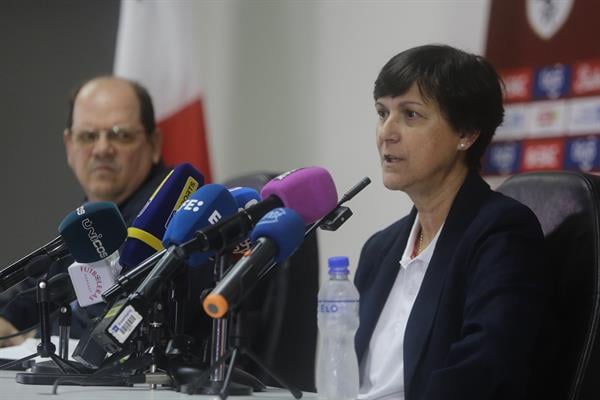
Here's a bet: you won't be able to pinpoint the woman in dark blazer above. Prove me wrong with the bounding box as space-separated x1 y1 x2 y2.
355 45 551 400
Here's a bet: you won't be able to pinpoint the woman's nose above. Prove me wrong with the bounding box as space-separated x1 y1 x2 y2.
378 114 400 142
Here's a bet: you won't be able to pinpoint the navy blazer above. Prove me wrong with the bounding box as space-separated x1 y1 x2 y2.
355 171 550 400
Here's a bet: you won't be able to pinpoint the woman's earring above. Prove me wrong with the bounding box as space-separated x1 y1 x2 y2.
458 142 466 150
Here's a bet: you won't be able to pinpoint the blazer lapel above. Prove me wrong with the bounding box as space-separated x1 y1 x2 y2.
356 210 416 362
403 171 491 393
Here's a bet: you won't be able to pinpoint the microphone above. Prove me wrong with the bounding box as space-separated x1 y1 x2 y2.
19 273 76 305
227 186 260 258
134 184 238 299
119 162 204 270
91 184 239 352
180 166 337 256
101 250 164 303
56 202 128 307
203 207 305 319
0 239 67 292
45 273 77 304
228 186 260 211
100 186 260 302
21 254 55 280
0 238 67 292
0 202 125 292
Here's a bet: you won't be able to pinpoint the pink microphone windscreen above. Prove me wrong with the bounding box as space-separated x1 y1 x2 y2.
260 166 338 224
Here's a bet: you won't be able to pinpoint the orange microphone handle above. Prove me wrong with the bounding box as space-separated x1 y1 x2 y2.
203 293 229 318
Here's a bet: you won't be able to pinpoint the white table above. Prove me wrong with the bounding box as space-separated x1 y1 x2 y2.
0 370 314 400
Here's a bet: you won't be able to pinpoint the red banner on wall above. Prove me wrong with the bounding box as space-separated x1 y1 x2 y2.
483 0 600 175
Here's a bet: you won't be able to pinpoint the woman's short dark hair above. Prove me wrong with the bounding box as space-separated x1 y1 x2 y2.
66 77 156 135
374 44 504 170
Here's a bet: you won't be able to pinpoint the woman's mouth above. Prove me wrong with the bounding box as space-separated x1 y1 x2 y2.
383 155 403 163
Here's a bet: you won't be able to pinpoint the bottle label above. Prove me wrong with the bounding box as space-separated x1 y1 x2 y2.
318 300 358 313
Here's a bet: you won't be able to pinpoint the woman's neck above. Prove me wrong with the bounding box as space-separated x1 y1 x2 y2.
411 168 469 250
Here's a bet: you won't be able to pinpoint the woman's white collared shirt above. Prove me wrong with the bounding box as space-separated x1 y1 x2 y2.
358 215 443 400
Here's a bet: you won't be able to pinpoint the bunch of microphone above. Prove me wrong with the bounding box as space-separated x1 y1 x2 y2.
0 163 343 372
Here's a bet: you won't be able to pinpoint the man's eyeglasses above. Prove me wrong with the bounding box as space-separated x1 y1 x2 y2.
71 126 146 146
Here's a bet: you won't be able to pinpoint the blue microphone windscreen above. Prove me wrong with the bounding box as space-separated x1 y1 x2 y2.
163 184 238 247
250 207 305 263
58 202 127 263
163 184 239 267
119 163 204 270
229 187 260 211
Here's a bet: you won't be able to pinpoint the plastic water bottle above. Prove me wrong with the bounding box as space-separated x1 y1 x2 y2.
316 256 360 400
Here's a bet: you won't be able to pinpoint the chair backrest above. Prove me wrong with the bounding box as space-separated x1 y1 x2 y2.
497 171 600 400
222 171 319 392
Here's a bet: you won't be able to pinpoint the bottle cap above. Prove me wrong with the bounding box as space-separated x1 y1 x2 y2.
328 256 349 273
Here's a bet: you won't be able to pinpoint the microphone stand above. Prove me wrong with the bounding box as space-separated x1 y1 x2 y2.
186 177 372 398
58 304 71 360
184 308 302 399
165 270 196 358
189 253 254 396
145 300 169 390
28 302 74 376
0 277 82 377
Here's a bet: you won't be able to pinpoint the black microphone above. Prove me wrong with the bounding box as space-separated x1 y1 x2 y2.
18 273 76 305
0 238 67 292
101 250 165 303
203 207 305 319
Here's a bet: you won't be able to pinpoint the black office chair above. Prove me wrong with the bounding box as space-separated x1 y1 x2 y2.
221 171 319 392
497 171 600 400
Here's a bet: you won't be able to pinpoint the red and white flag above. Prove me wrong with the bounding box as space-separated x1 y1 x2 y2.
114 0 212 181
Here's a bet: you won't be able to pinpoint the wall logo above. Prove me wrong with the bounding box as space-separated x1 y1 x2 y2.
566 137 599 171
572 60 600 96
485 142 521 175
526 0 574 40
521 139 564 171
534 65 571 99
567 96 600 134
529 100 568 136
501 68 533 102
496 104 531 138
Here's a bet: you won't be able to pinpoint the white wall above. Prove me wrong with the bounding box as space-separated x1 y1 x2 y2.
194 0 492 279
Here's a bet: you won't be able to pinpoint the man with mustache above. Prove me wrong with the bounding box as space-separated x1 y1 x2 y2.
0 76 169 346
65 76 164 206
